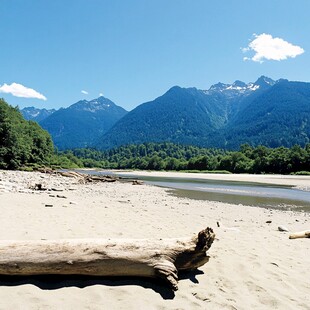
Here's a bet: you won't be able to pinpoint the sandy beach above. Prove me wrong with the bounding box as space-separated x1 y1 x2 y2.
0 170 309 309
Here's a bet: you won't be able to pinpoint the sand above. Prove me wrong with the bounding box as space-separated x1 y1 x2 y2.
0 170 309 309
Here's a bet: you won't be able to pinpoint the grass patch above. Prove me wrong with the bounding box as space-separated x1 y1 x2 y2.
181 170 232 174
291 171 310 175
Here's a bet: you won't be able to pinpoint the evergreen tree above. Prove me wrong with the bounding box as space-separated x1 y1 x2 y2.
0 99 54 169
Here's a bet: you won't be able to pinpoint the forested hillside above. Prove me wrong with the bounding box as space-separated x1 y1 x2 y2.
0 98 54 169
97 78 310 150
223 80 310 148
40 96 127 150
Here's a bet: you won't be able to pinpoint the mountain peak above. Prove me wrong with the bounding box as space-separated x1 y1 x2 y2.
254 76 275 87
209 82 229 91
40 95 127 150
207 80 254 95
205 76 277 96
166 85 183 93
232 80 247 88
70 96 117 113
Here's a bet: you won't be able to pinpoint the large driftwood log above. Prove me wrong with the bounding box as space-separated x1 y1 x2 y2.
58 171 85 179
0 228 215 290
57 171 121 184
289 230 310 239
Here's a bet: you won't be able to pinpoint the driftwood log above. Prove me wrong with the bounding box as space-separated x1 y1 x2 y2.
58 171 118 183
57 171 137 184
58 171 85 179
0 228 215 290
289 230 310 239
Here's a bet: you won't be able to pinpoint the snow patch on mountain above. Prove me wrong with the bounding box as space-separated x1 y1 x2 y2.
204 76 276 97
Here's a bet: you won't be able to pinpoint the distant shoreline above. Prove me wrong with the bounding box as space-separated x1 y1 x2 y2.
107 170 310 191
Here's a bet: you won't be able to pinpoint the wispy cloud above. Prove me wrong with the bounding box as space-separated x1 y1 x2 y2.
242 33 304 63
99 93 104 97
81 90 89 95
0 82 47 100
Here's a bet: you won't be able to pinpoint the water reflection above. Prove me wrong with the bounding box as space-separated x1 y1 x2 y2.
169 188 310 212
76 170 310 212
116 174 310 212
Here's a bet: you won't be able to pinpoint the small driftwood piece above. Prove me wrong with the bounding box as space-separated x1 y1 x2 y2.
0 228 215 290
289 230 310 239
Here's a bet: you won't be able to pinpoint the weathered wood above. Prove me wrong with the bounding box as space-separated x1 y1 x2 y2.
57 171 120 184
58 171 85 179
289 230 310 239
0 228 215 290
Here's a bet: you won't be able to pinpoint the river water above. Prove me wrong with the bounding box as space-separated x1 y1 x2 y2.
79 170 310 212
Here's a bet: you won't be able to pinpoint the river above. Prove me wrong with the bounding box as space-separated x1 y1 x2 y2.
78 170 310 212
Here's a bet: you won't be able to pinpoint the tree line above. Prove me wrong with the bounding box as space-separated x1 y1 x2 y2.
0 98 54 169
63 142 310 174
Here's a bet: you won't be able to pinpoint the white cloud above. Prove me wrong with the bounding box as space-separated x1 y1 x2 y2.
81 90 88 95
0 82 47 100
242 33 304 63
99 93 104 97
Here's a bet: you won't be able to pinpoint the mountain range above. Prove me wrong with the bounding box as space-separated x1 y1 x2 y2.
97 76 310 149
20 107 56 122
21 76 310 150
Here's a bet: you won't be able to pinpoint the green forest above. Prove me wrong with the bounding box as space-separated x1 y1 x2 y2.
1 98 310 174
64 142 310 175
0 98 54 169
0 98 84 170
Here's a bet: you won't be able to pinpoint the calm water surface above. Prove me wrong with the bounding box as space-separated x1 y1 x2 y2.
80 170 310 212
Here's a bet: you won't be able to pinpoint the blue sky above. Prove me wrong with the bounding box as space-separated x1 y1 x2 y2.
1 0 309 110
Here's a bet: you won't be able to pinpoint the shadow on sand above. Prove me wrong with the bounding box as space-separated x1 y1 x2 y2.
0 269 205 300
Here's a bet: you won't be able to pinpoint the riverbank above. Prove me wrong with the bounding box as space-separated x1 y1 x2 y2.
0 170 309 309
115 170 310 191
113 170 310 212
